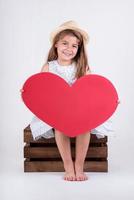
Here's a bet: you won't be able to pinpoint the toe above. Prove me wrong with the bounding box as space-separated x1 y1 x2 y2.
84 175 88 181
71 176 74 181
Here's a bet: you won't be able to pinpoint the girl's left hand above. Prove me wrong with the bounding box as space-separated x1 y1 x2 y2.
118 100 121 104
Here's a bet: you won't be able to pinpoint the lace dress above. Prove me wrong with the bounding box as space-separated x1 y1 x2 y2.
30 60 114 140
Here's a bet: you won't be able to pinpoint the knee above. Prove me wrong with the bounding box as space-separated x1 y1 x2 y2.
54 129 62 134
54 129 70 138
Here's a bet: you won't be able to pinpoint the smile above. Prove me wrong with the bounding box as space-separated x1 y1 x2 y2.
62 51 73 56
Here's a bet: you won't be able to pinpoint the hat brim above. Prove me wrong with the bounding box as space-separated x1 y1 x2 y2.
50 26 89 44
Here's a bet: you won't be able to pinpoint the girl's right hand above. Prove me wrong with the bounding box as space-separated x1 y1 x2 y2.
20 88 24 101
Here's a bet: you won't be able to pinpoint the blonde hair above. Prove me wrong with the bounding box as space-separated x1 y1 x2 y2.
46 29 91 79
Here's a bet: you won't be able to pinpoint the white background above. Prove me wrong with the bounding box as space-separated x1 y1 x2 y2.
0 0 134 199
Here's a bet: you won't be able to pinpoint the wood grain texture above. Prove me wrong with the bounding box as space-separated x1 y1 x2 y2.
23 125 108 172
24 159 108 172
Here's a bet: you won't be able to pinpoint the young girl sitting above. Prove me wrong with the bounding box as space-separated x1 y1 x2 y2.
21 20 113 181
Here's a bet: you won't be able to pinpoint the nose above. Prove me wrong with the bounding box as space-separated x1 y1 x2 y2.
66 45 72 51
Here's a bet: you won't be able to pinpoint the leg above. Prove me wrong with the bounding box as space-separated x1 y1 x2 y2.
75 132 91 181
54 129 75 181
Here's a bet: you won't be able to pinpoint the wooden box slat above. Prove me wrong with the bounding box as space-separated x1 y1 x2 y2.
24 159 108 172
24 145 107 159
23 125 108 172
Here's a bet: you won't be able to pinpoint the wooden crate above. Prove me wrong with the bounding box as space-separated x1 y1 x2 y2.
24 125 108 172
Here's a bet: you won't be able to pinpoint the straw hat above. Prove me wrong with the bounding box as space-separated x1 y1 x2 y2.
50 20 89 44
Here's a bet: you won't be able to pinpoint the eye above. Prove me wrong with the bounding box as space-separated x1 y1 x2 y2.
62 42 67 45
73 45 78 48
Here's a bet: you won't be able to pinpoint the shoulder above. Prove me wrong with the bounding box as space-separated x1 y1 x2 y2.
40 63 49 72
85 66 91 75
41 60 57 72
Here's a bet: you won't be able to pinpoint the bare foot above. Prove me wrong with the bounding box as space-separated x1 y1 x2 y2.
75 171 88 181
75 162 88 181
63 161 76 181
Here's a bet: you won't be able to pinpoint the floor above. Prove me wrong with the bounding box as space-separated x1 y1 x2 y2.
1 143 134 200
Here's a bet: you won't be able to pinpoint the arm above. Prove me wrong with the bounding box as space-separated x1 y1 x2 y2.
84 66 121 105
20 63 49 96
40 63 49 72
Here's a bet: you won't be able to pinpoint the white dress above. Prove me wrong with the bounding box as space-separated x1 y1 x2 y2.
30 60 114 140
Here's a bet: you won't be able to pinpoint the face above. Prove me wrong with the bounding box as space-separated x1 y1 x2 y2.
55 35 79 63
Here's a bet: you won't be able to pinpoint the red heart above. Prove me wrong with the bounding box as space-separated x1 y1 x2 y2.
22 72 118 137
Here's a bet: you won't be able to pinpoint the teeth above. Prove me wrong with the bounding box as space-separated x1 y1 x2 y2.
63 52 72 56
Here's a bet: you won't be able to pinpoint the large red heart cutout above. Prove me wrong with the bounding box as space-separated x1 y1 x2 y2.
22 72 118 137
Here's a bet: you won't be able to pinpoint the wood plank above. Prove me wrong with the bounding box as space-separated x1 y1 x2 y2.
24 125 107 144
24 159 108 172
24 145 108 158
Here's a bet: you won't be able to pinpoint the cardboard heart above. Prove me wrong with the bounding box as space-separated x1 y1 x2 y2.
22 72 119 137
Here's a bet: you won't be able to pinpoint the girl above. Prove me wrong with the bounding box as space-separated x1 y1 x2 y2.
21 21 114 181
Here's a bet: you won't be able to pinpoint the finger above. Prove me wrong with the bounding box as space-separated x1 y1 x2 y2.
118 100 121 104
20 89 24 92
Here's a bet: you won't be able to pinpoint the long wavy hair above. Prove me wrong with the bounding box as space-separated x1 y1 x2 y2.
46 29 91 79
